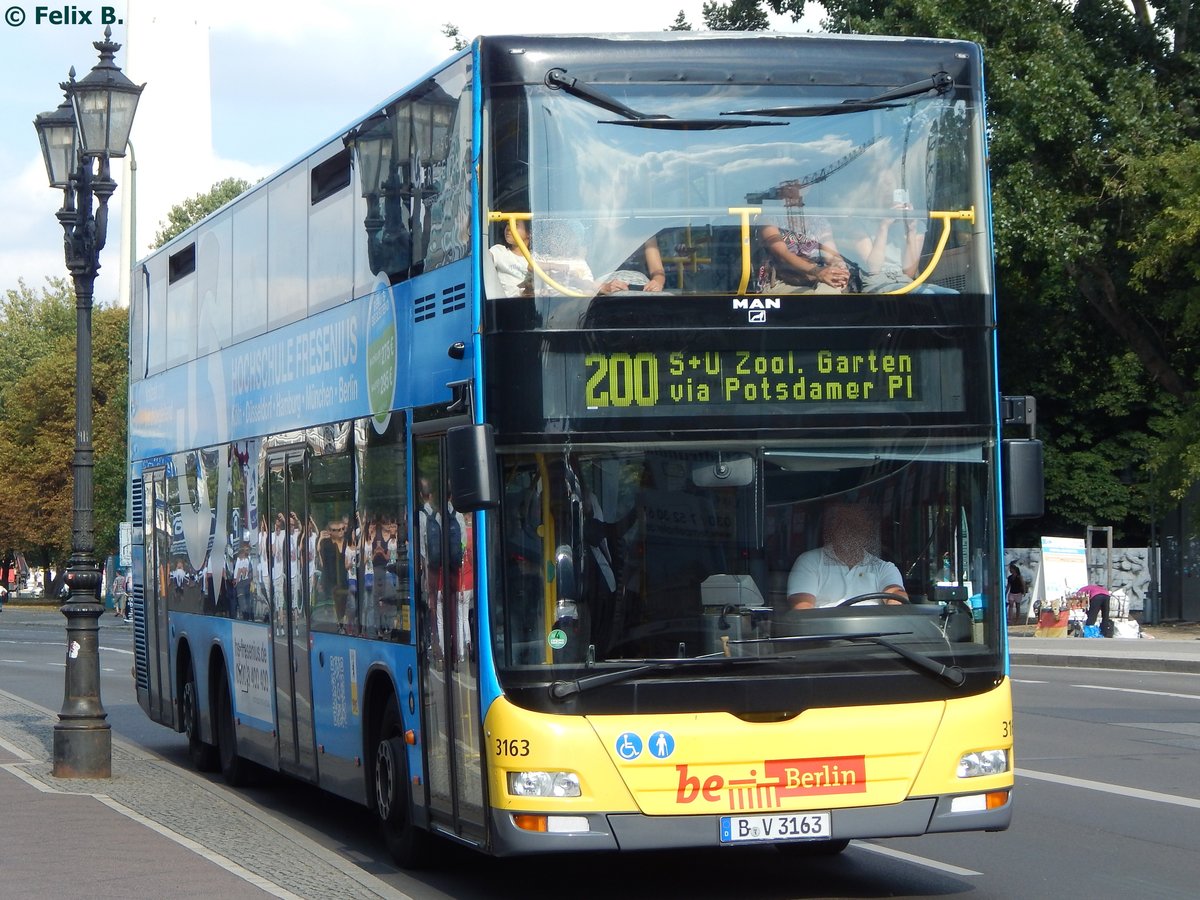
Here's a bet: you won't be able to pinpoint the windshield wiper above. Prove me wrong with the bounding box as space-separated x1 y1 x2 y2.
599 117 784 131
769 631 966 686
722 72 954 118
549 654 781 701
545 68 785 132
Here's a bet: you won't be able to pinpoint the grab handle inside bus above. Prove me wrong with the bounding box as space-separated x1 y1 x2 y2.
886 208 975 295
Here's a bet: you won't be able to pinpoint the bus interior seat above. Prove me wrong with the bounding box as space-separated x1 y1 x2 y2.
482 244 505 298
927 244 971 292
700 574 766 609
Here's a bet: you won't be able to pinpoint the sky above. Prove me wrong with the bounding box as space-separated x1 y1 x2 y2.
0 0 820 305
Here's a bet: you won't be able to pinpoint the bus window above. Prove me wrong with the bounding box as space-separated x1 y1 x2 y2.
487 77 985 302
308 432 353 635
357 416 409 641
421 64 472 272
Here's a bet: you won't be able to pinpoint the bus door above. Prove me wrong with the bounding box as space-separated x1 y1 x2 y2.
266 452 317 779
140 469 172 725
414 429 485 839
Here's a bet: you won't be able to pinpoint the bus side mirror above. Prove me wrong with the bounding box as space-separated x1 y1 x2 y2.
447 424 500 512
1002 438 1044 519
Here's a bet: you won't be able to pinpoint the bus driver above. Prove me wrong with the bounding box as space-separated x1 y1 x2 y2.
787 502 908 608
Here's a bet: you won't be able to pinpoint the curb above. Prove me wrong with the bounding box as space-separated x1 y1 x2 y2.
1010 652 1200 675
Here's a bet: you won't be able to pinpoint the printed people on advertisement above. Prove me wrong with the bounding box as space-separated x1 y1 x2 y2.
233 545 252 621
344 517 361 635
418 479 444 662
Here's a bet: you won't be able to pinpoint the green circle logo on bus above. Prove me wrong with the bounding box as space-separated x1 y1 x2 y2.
366 280 397 431
548 629 568 650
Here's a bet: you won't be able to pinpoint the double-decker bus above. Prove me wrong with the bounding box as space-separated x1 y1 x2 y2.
129 32 1042 864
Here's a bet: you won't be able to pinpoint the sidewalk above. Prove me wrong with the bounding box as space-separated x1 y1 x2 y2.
0 689 412 900
1009 632 1200 674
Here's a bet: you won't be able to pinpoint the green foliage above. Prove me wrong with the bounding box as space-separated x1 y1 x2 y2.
442 22 467 52
668 10 693 30
787 0 1199 543
702 0 770 30
153 177 252 248
0 278 75 417
0 285 128 565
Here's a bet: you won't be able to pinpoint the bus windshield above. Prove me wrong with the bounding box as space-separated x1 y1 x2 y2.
487 79 985 300
494 439 998 699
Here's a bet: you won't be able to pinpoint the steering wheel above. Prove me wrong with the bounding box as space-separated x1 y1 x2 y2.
836 591 910 607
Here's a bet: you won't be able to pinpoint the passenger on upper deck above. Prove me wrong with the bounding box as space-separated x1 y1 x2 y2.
531 221 666 296
787 503 908 609
757 181 850 294
851 187 958 295
489 219 532 297
597 238 667 294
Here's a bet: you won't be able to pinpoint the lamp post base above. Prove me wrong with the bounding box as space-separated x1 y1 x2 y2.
53 594 111 778
52 721 112 779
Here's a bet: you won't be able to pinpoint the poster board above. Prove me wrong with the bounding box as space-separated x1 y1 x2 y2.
1036 536 1088 637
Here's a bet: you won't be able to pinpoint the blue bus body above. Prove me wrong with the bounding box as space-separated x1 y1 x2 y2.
131 33 1027 864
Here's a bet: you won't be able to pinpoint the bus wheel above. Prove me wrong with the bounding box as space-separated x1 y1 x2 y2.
373 698 430 868
215 672 251 787
774 838 850 857
183 664 218 772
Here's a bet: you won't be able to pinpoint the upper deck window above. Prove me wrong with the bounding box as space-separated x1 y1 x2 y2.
486 79 986 305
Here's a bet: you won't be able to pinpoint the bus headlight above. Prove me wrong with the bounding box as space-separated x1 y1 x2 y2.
507 771 582 798
957 749 1008 778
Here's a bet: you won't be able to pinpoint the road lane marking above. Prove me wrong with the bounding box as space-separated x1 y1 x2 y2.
1020 768 1200 809
1072 684 1200 701
855 841 982 876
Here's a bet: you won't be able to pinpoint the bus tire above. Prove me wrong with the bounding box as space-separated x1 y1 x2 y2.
373 697 430 868
183 662 218 772
215 671 251 787
774 838 850 857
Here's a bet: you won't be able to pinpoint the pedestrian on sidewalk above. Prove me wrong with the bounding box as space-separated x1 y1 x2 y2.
1006 563 1026 624
1077 584 1112 637
113 569 130 621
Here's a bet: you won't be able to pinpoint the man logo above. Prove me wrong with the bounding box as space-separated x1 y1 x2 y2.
732 298 781 310
734 297 779 323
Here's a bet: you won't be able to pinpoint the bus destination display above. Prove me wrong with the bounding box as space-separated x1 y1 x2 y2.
552 347 965 419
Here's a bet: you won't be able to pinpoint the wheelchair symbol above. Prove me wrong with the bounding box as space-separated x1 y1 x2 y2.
616 732 643 760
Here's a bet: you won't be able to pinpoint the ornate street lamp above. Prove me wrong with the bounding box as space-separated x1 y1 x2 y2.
33 27 143 779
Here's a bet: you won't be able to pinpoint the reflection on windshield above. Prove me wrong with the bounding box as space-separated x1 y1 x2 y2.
486 82 984 300
493 442 997 681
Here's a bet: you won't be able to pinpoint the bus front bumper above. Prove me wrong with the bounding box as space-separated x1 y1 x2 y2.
489 792 1012 855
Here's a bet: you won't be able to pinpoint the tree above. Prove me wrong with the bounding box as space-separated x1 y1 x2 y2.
752 0 1200 542
443 23 467 52
0 276 78 587
703 0 771 29
0 278 75 417
153 177 251 248
668 10 693 30
0 301 128 582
